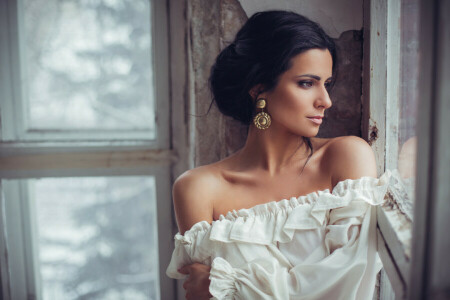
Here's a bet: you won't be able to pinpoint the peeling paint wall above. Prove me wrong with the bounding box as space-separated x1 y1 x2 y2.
187 0 364 166
238 0 363 38
187 0 248 167
323 29 363 138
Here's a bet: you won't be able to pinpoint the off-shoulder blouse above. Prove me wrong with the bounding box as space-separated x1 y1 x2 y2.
166 170 393 299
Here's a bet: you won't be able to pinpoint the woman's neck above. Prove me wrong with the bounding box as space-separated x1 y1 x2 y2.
236 123 311 177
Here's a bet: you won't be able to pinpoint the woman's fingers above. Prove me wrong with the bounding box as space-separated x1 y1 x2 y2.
178 265 191 275
179 263 211 299
183 278 189 290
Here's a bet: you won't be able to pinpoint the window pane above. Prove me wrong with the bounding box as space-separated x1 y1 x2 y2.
397 0 419 208
22 0 155 136
31 176 159 299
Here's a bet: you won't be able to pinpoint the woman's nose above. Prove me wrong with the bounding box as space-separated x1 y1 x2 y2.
316 86 332 109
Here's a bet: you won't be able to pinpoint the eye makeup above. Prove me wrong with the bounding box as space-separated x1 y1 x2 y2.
296 76 333 90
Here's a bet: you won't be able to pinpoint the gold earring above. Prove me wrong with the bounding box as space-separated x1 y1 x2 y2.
253 98 271 130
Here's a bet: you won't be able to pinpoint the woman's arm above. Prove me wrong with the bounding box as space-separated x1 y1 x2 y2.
172 168 216 298
178 263 212 300
172 168 215 234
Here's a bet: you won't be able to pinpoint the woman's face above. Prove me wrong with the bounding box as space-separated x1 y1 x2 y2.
262 48 333 136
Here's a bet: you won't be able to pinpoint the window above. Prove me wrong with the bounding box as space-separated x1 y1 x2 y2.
3 177 160 299
366 0 450 298
0 0 175 299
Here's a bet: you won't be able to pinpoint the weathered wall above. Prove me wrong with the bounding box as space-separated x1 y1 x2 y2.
187 0 364 166
238 0 363 38
322 30 363 138
187 0 248 167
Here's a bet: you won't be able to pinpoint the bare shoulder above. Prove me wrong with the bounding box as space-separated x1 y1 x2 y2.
324 135 378 188
172 165 221 235
310 136 334 151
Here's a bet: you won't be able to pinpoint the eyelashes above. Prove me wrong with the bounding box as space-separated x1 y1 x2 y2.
297 81 313 88
297 80 332 89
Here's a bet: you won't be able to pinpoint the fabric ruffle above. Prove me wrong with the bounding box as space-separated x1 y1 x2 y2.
209 257 238 299
166 170 393 279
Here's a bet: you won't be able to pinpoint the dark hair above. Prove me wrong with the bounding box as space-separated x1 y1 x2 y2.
209 10 337 171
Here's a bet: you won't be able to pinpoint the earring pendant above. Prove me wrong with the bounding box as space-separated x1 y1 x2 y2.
253 99 271 129
253 111 271 129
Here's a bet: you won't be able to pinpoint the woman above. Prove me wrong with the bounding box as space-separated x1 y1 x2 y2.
166 11 392 299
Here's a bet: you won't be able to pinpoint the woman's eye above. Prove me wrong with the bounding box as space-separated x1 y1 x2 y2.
324 81 332 90
298 81 313 88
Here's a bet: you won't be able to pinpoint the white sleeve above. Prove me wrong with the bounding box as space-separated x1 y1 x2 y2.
208 203 382 300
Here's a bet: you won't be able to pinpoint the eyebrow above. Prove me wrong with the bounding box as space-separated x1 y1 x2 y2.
295 74 333 81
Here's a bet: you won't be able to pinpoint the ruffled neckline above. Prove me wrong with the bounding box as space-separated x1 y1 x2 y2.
176 170 393 240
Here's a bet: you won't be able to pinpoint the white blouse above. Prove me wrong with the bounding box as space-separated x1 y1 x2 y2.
166 170 393 300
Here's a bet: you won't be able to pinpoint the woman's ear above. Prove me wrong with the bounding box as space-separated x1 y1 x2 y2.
249 84 265 101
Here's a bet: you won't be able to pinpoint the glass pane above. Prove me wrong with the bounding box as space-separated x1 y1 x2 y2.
22 0 155 136
31 176 159 299
397 0 420 207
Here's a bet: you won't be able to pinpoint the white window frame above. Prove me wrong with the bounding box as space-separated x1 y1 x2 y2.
365 0 412 298
366 0 450 299
0 0 177 299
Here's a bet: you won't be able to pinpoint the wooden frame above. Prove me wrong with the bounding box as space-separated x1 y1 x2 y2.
364 0 413 298
168 0 191 298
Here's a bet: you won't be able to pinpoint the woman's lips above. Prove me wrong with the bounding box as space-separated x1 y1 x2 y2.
307 117 323 125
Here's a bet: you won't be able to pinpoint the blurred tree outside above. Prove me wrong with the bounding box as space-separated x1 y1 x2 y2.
34 177 159 300
23 0 155 131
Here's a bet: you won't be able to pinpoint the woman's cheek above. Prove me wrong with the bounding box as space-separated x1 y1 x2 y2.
281 93 303 110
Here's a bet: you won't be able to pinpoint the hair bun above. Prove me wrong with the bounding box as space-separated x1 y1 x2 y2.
208 10 336 125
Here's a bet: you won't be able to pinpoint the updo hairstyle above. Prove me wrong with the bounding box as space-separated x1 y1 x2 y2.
208 10 337 164
209 10 337 125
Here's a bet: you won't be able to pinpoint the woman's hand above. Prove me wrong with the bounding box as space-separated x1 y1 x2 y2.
178 263 212 300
